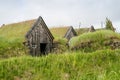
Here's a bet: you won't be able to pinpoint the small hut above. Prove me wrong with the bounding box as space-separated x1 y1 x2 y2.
25 16 54 56
0 16 54 56
64 26 77 41
89 25 96 32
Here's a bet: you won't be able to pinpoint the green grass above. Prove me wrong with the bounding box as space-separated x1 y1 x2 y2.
0 20 35 40
0 49 120 80
69 30 120 52
50 27 69 38
0 20 35 58
75 28 89 35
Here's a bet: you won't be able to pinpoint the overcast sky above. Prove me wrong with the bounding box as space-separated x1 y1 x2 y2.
0 0 120 31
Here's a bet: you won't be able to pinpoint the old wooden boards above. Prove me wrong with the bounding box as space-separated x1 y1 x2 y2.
64 26 77 41
25 16 54 56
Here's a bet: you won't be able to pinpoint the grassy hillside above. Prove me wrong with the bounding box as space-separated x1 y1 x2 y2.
69 30 120 52
0 49 120 80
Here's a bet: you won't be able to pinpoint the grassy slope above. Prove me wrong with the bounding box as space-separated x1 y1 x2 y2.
0 20 35 40
0 49 120 80
0 20 36 58
69 30 120 52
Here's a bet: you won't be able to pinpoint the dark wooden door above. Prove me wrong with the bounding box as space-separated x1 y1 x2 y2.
40 43 47 55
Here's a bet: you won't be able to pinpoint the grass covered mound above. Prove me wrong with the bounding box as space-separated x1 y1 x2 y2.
0 20 36 58
50 27 70 38
69 30 120 52
0 49 120 80
52 38 68 53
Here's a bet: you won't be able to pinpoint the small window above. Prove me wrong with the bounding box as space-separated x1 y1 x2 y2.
32 43 37 48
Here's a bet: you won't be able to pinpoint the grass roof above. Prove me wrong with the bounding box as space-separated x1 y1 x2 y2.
0 20 73 41
0 18 89 42
0 19 36 41
75 28 89 35
50 27 70 38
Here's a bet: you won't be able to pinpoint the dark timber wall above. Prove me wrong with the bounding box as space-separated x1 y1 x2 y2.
64 26 77 41
89 25 96 32
25 16 54 56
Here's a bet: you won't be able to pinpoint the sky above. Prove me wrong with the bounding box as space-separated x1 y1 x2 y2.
0 0 120 32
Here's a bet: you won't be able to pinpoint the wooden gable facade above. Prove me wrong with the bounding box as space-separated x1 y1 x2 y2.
64 26 77 41
25 16 54 56
89 25 96 32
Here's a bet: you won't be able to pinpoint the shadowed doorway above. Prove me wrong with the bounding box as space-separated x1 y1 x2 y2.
40 43 47 55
